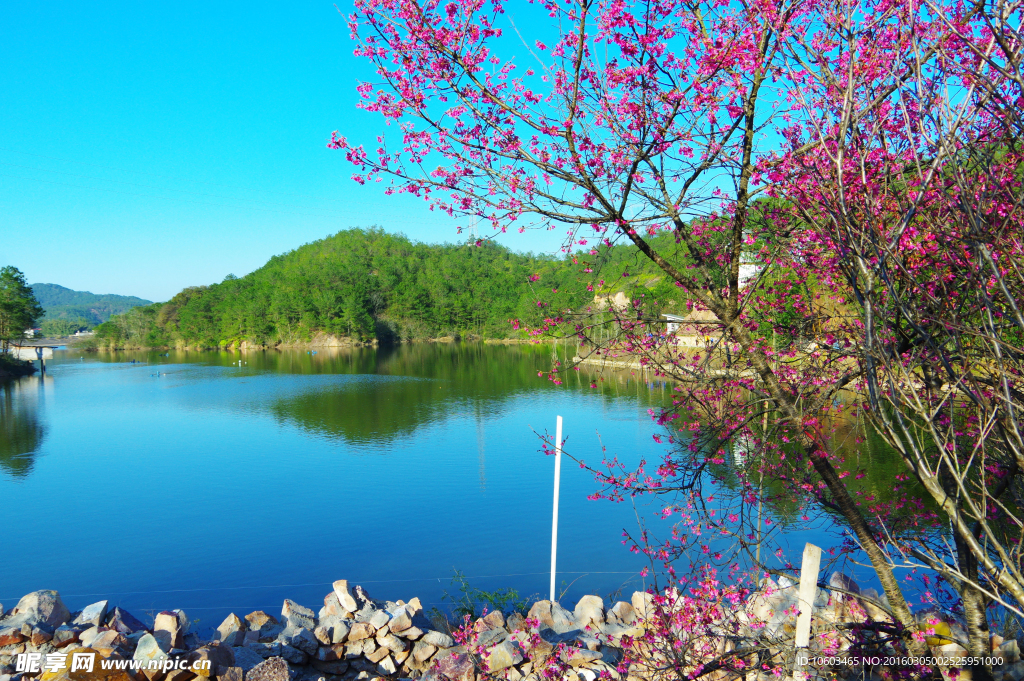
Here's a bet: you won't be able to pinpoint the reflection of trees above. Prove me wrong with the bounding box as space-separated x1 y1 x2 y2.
0 379 44 478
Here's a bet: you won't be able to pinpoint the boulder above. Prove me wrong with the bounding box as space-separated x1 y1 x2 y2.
412 641 437 663
505 613 527 632
376 654 397 675
421 630 454 648
4 591 71 629
353 586 375 609
376 633 406 654
246 642 281 659
631 592 654 620
574 596 605 628
154 612 184 651
79 626 104 648
0 628 24 647
185 643 234 677
568 650 603 667
38 646 132 681
217 668 243 681
215 615 246 647
245 657 289 681
311 659 350 675
388 607 412 633
244 611 279 633
365 646 390 664
347 623 375 641
312 625 331 645
172 610 190 634
278 645 306 665
329 620 349 644
425 648 474 681
605 601 635 626
321 593 345 620
527 601 577 634
51 625 80 649
399 626 423 640
332 581 358 613
482 610 505 630
134 633 171 665
280 601 315 630
368 610 389 630
828 573 860 604
278 626 318 656
474 629 507 647
73 602 108 629
228 646 263 672
106 608 147 635
486 640 523 671
89 630 128 657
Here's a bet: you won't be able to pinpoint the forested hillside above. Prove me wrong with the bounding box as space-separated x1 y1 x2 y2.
31 283 151 326
92 228 707 349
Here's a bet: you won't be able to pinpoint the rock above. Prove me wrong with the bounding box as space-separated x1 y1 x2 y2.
528 601 576 634
217 668 242 681
134 633 171 665
30 626 53 647
353 587 375 609
329 621 350 645
278 645 306 665
185 643 234 677
347 623 375 642
311 660 350 676
425 648 474 681
828 573 860 604
37 646 132 681
246 642 281 659
367 611 389 630
228 646 263 672
412 642 436 664
332 582 358 613
365 646 390 664
578 634 600 651
574 596 605 629
73 603 108 629
389 608 413 633
244 612 279 633
605 602 635 626
399 626 423 641
505 613 526 632
256 625 283 644
486 641 523 671
172 610 190 635
245 657 289 681
0 630 23 647
164 670 196 681
406 598 423 618
630 592 654 620
106 608 147 635
568 650 602 667
79 627 103 648
280 601 315 630
215 615 246 647
474 629 506 647
4 592 71 629
421 631 453 649
321 593 345 621
242 631 259 646
312 626 331 645
376 654 397 675
482 611 504 630
154 612 184 651
51 626 80 649
90 630 128 657
376 634 406 654
998 639 1020 663
279 626 318 656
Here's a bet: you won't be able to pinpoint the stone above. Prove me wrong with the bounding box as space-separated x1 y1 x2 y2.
412 642 436 664
278 645 306 665
38 646 133 681
106 608 147 635
388 608 412 633
605 602 635 626
185 643 234 677
332 582 358 613
420 631 453 649
365 646 390 664
568 650 602 667
135 633 171 665
376 634 406 654
90 630 128 657
164 669 197 681
242 631 259 646
79 627 103 648
29 626 54 646
280 626 318 656
486 641 523 671
393 647 411 665
527 601 576 634
256 625 283 644
406 598 423 618
73 603 108 629
172 610 190 635
312 626 331 645
280 601 315 631
218 668 243 681
347 623 375 642
311 660 350 676
425 648 474 681
828 573 860 604
376 654 397 676
228 646 263 672
51 626 79 649
578 634 600 651
243 657 289 681
474 629 506 647
353 587 375 609
330 621 350 645
321 594 345 621
154 612 184 651
630 592 654 620
367 611 389 631
244 612 279 633
399 627 423 641
215 615 246 647
574 596 605 629
3 592 71 629
0 630 23 648
998 639 1021 663
246 642 281 659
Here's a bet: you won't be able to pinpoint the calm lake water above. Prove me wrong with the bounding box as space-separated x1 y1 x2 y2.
0 343 854 633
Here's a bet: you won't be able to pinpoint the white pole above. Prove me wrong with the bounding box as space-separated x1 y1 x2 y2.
550 415 563 602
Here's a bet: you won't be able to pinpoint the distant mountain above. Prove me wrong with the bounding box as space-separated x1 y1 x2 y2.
30 283 152 326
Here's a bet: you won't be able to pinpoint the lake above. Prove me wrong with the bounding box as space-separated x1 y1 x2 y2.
0 343 856 635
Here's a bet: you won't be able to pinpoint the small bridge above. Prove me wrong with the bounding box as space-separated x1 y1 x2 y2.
9 345 60 372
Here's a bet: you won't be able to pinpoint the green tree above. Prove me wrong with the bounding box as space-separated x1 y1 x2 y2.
0 267 44 352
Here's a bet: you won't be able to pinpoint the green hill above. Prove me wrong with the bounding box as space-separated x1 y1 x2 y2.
92 227 704 349
30 283 152 326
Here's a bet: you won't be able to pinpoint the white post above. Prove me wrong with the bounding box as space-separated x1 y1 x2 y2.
550 415 563 602
794 542 822 680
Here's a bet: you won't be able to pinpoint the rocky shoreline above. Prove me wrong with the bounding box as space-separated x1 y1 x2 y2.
3 576 1024 681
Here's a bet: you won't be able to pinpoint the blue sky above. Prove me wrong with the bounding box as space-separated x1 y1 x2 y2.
0 2 565 302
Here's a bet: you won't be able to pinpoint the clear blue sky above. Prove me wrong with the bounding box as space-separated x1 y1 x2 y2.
0 2 564 302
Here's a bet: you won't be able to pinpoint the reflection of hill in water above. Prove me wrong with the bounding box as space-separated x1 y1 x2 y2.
0 378 46 478
267 344 562 445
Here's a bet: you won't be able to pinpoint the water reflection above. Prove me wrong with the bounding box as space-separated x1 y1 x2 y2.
0 375 49 479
